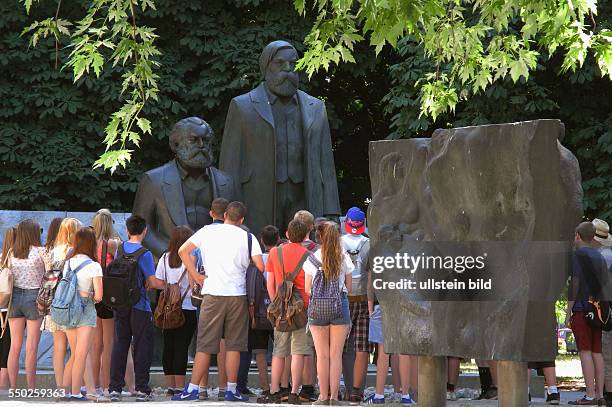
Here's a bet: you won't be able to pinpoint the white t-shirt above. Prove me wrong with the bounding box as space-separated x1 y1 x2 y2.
155 253 196 310
188 223 262 296
303 249 353 293
65 255 103 294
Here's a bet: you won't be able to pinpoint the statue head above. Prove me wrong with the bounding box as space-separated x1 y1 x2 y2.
169 117 214 170
259 40 299 98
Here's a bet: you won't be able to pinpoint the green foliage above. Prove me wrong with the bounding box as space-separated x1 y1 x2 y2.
22 0 161 172
0 0 388 212
296 0 612 121
2 0 611 221
384 17 612 219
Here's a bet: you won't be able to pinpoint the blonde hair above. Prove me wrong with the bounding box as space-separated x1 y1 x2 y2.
55 218 82 252
294 210 314 231
317 222 343 280
92 209 118 241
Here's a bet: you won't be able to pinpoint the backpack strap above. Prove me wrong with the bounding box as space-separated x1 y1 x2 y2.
101 240 109 274
72 259 94 274
247 232 252 258
355 237 368 254
287 250 311 283
278 246 311 284
161 252 168 283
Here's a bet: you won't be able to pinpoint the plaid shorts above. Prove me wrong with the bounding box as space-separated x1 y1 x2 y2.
345 300 373 353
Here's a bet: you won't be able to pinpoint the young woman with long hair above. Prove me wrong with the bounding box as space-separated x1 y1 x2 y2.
59 227 104 401
91 209 120 394
46 218 81 392
7 219 46 388
304 222 353 405
0 227 16 394
156 225 196 395
44 217 64 253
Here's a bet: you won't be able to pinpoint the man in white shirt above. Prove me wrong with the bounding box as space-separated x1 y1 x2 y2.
175 201 264 402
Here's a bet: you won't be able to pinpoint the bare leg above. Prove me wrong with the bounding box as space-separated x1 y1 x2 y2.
302 355 314 386
447 357 460 388
375 343 389 396
281 355 291 388
7 318 24 388
100 318 114 390
410 355 418 393
24 319 42 388
218 339 227 389
399 354 411 395
64 329 77 394
579 350 596 398
84 344 97 395
329 324 351 401
52 331 67 389
593 352 605 399
353 351 369 392
68 327 94 396
270 356 284 393
0 368 8 390
91 319 103 388
225 350 240 384
390 354 400 393
310 326 330 400
290 355 304 394
489 360 498 387
190 352 211 386
255 352 269 390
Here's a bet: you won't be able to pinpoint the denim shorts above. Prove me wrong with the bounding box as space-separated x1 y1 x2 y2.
308 293 351 326
72 297 97 328
9 288 41 320
368 304 384 344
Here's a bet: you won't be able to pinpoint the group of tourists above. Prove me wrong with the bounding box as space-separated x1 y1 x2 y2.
0 199 611 406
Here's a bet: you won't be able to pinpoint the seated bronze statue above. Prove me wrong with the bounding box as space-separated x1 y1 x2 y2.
132 117 237 258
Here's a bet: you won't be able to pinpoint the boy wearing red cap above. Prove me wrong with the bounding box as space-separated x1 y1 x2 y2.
341 207 372 402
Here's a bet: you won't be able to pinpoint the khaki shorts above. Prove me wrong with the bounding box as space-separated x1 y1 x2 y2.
272 326 313 357
603 331 612 380
197 295 248 353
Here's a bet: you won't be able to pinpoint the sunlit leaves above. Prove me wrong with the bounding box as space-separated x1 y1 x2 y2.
295 0 612 121
21 0 160 172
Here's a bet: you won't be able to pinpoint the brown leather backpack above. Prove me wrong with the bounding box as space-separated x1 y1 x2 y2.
266 246 310 332
154 253 188 330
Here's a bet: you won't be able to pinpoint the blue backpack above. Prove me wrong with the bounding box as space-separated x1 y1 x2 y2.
50 259 93 328
307 256 343 321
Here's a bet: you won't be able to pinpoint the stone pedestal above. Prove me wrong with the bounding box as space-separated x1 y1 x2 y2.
498 360 528 406
417 356 447 407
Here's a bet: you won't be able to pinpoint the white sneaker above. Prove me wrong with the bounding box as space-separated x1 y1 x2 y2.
447 391 457 401
121 390 133 397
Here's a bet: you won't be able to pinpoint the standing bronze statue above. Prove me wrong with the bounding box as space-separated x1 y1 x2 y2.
220 40 341 235
133 117 237 257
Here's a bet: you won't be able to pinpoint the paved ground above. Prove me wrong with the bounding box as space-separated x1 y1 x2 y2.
0 391 600 406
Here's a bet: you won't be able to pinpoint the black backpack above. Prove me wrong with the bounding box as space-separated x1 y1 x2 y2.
102 244 147 309
246 233 273 331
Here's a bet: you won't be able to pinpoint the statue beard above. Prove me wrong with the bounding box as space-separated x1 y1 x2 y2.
176 146 213 170
266 71 299 98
